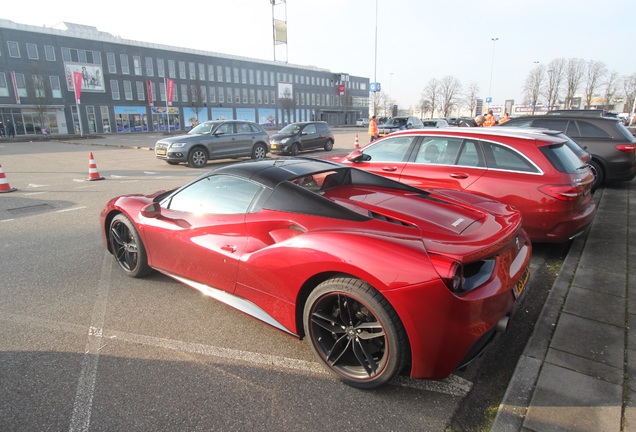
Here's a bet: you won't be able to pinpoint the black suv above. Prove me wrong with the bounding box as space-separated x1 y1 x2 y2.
378 116 424 136
500 112 636 190
269 122 335 155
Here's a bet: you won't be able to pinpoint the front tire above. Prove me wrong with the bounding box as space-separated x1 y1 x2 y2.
188 147 208 168
303 277 407 389
109 214 153 278
324 139 334 151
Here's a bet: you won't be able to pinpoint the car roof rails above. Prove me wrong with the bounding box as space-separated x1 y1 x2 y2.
546 109 618 118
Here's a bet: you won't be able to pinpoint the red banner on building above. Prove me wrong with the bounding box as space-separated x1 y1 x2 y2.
73 71 83 104
147 81 154 106
11 71 20 104
337 84 346 96
166 78 174 106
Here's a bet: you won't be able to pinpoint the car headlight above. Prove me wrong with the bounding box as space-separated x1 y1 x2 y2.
170 142 186 148
281 138 290 144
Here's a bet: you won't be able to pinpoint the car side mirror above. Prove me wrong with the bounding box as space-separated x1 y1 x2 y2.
141 202 161 218
346 150 365 163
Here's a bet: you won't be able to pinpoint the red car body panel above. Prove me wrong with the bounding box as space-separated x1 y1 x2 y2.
338 128 596 243
100 158 532 381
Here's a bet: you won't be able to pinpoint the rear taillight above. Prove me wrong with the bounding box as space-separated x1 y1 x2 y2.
539 184 585 201
429 255 462 292
616 144 636 153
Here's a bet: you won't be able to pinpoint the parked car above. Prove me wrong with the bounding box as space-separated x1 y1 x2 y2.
356 118 370 127
499 113 636 190
337 127 596 243
422 119 450 128
100 157 531 389
154 120 270 168
378 116 424 136
269 121 334 155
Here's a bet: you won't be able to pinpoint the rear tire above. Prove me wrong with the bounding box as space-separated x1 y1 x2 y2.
289 143 300 156
251 143 267 159
589 159 604 191
324 139 334 151
303 277 407 389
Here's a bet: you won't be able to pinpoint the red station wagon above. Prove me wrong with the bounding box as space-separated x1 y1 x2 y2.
338 128 597 243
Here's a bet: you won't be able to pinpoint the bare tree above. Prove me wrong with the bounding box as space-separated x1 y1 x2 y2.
603 71 621 111
438 76 462 117
463 81 480 116
187 81 205 126
421 79 440 118
26 66 53 133
279 87 295 125
564 58 586 109
584 60 607 109
523 64 545 114
417 99 432 119
623 73 636 120
543 58 566 109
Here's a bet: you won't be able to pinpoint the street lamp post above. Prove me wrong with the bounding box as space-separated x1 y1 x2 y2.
488 37 499 108
389 72 393 95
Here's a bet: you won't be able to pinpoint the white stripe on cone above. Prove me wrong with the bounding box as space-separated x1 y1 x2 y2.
86 152 104 181
0 163 17 193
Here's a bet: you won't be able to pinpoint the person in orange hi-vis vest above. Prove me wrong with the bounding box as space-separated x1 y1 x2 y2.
483 109 497 127
499 112 510 124
368 115 379 142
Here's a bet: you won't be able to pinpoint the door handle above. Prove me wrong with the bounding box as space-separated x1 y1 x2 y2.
382 166 398 172
449 173 469 179
221 245 237 253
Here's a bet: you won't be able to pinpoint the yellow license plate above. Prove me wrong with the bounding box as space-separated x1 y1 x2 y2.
156 149 166 155
514 268 530 299
271 145 278 149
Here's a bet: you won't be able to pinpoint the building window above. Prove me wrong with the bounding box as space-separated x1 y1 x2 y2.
225 67 231 83
50 76 62 98
256 70 261 86
249 70 254 85
207 65 215 82
149 82 156 104
26 43 38 60
157 58 165 78
181 84 188 102
209 86 216 103
200 85 207 104
264 89 269 104
199 63 205 81
263 71 268 86
123 80 133 100
257 90 262 104
107 53 117 73
217 65 223 82
0 73 8 97
145 57 154 77
14 73 27 97
235 88 240 103
233 68 240 84
250 89 255 104
8 41 20 58
270 90 275 104
101 106 111 133
179 61 186 79
32 74 45 97
226 87 232 104
136 81 145 101
241 69 247 84
110 80 120 100
61 47 71 62
270 72 275 86
218 87 224 103
168 60 176 78
133 56 142 76
78 50 87 63
189 62 196 80
120 54 130 75
92 51 102 65
44 45 56 61
242 88 248 104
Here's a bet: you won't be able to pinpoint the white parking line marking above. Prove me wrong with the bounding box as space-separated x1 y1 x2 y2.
57 207 87 213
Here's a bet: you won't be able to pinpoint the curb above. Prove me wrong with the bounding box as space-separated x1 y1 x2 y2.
489 189 600 430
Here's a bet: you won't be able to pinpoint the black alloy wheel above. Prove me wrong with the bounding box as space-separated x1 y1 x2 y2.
109 214 152 278
304 277 407 389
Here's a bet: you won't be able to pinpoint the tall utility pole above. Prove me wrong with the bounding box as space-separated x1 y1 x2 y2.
488 37 499 108
271 0 288 63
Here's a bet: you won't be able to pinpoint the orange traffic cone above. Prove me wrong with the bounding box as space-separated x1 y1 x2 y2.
354 133 359 148
0 162 17 193
86 152 105 181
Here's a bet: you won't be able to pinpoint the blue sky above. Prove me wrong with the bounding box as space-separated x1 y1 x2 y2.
5 0 632 110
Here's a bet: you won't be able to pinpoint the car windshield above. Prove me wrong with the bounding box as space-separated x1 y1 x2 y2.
188 122 218 135
280 124 302 134
390 118 407 126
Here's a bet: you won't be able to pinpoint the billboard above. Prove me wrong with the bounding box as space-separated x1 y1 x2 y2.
64 62 105 93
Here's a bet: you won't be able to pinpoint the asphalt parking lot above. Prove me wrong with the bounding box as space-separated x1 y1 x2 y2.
0 131 566 431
